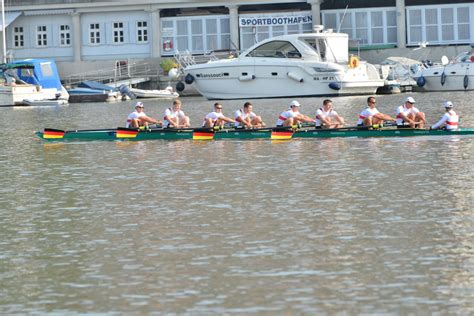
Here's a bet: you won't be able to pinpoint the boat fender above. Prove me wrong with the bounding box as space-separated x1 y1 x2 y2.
238 74 256 81
168 68 179 79
416 76 426 87
441 72 446 86
176 81 185 92
349 56 359 68
118 84 136 99
464 74 469 89
184 73 194 84
287 72 304 83
328 82 341 90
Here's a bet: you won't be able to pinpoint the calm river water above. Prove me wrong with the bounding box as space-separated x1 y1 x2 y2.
0 92 473 314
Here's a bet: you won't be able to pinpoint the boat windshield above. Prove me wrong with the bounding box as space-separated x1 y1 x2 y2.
454 51 474 63
245 40 301 59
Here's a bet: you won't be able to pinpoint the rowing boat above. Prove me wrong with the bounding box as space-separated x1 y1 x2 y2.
35 126 474 141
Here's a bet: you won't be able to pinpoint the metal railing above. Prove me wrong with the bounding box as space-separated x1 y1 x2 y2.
62 59 160 87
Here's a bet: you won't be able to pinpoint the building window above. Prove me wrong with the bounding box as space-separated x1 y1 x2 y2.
59 25 71 46
89 23 101 45
137 21 148 43
322 8 397 47
113 22 124 43
13 26 24 48
407 4 473 45
161 15 230 55
37 25 47 47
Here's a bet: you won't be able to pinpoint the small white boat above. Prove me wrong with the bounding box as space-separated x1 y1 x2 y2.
129 87 179 99
0 59 69 106
22 98 68 106
413 49 474 91
180 25 384 100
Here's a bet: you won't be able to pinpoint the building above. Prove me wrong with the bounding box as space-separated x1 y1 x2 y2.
2 0 473 77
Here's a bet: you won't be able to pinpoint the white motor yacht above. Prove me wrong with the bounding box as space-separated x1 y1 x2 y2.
413 50 474 92
181 26 384 100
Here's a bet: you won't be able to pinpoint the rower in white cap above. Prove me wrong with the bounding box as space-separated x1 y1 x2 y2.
126 101 161 129
276 100 315 127
395 96 426 128
431 101 459 130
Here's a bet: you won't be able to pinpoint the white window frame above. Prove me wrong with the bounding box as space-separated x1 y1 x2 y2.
36 25 48 47
89 23 101 45
113 21 124 44
322 7 397 47
137 21 148 43
160 15 231 56
59 24 71 47
13 26 24 48
407 3 473 46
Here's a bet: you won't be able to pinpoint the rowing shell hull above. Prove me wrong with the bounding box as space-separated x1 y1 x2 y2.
35 127 474 141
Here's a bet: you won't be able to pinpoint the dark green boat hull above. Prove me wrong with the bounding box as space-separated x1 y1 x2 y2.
36 126 474 142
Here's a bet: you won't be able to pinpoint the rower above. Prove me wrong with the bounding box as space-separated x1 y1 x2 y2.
276 100 316 127
163 99 190 128
431 101 459 130
357 96 395 127
234 102 266 128
395 96 426 128
126 102 161 129
202 102 235 128
315 99 345 129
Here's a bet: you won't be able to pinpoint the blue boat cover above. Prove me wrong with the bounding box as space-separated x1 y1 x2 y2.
10 59 62 90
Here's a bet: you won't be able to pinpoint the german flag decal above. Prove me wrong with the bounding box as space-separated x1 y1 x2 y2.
271 130 293 140
193 129 214 140
43 128 65 139
193 131 214 140
116 128 139 138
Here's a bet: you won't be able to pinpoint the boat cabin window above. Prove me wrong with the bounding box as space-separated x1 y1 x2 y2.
303 38 327 61
246 40 301 59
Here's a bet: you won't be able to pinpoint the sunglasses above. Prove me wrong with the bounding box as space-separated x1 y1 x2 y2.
215 107 223 109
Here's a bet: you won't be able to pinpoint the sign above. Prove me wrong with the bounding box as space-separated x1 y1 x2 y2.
239 12 312 27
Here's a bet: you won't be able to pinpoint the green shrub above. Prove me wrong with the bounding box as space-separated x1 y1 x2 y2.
160 59 178 72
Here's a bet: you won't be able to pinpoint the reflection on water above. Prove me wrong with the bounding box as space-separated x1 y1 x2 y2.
0 92 473 314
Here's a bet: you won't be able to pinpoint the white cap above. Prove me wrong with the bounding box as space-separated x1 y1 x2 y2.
290 100 301 107
406 96 416 104
444 101 454 108
135 101 144 108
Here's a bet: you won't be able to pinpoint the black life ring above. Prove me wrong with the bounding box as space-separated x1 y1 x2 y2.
464 74 469 89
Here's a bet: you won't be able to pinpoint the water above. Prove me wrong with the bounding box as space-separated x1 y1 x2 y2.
0 92 473 314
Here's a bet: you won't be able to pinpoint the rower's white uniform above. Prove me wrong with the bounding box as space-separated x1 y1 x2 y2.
234 108 257 127
163 107 186 128
202 111 224 126
395 104 420 125
315 107 339 127
126 111 146 128
357 107 380 125
431 109 459 130
276 109 298 126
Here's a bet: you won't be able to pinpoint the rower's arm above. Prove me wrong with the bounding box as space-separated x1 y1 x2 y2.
431 116 447 129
